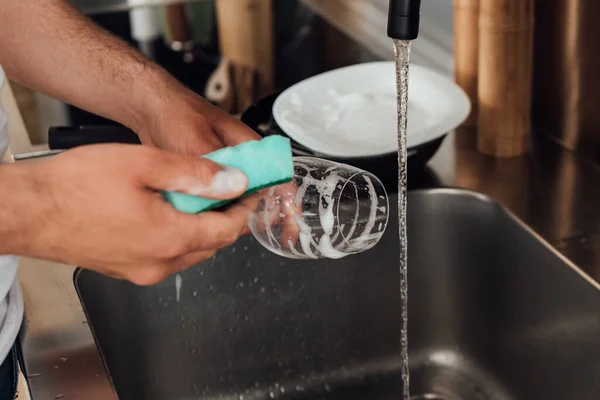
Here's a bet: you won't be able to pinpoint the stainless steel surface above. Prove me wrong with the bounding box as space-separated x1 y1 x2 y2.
74 188 600 399
532 0 600 165
13 149 63 161
70 0 208 16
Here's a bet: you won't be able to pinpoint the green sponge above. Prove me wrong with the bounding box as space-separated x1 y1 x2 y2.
163 136 294 214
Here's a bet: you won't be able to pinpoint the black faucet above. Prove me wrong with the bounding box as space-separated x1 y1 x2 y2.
387 0 421 40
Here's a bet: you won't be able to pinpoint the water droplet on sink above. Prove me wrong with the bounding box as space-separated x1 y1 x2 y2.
269 392 275 398
55 395 64 399
193 290 198 297
175 274 182 302
60 357 68 362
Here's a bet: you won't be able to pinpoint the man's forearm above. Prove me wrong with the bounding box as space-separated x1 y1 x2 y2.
0 0 177 132
0 164 43 256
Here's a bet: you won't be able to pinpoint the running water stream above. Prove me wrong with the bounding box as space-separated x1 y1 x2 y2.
394 39 411 400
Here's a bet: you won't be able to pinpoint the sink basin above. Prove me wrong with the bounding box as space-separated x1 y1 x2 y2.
74 188 600 400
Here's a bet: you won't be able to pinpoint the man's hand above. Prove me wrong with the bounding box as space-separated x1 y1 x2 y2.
137 86 262 156
0 145 258 285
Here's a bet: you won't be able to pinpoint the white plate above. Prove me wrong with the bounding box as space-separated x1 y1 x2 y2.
273 61 471 158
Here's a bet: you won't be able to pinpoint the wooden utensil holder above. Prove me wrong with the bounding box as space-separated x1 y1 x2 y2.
215 0 274 114
454 0 480 127
477 0 535 157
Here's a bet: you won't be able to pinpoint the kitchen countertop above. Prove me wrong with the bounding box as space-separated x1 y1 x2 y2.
431 129 600 282
5 12 600 399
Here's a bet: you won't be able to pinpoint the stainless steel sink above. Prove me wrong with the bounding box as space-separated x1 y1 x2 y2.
74 188 600 400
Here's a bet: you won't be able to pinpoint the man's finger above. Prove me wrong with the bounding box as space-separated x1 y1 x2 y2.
170 250 216 272
177 194 259 252
205 107 262 147
248 188 282 236
280 204 301 249
141 147 248 200
275 183 302 249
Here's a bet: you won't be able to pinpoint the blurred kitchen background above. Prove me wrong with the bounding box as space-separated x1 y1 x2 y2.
8 0 454 150
8 0 600 167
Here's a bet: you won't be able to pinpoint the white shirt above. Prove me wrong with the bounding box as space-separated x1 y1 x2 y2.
0 66 25 363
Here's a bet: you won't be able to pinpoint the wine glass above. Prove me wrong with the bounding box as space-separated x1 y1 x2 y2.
249 157 389 259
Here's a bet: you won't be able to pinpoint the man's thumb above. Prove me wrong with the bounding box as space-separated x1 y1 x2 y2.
143 149 248 200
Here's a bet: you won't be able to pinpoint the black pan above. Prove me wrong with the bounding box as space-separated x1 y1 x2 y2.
47 125 141 149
